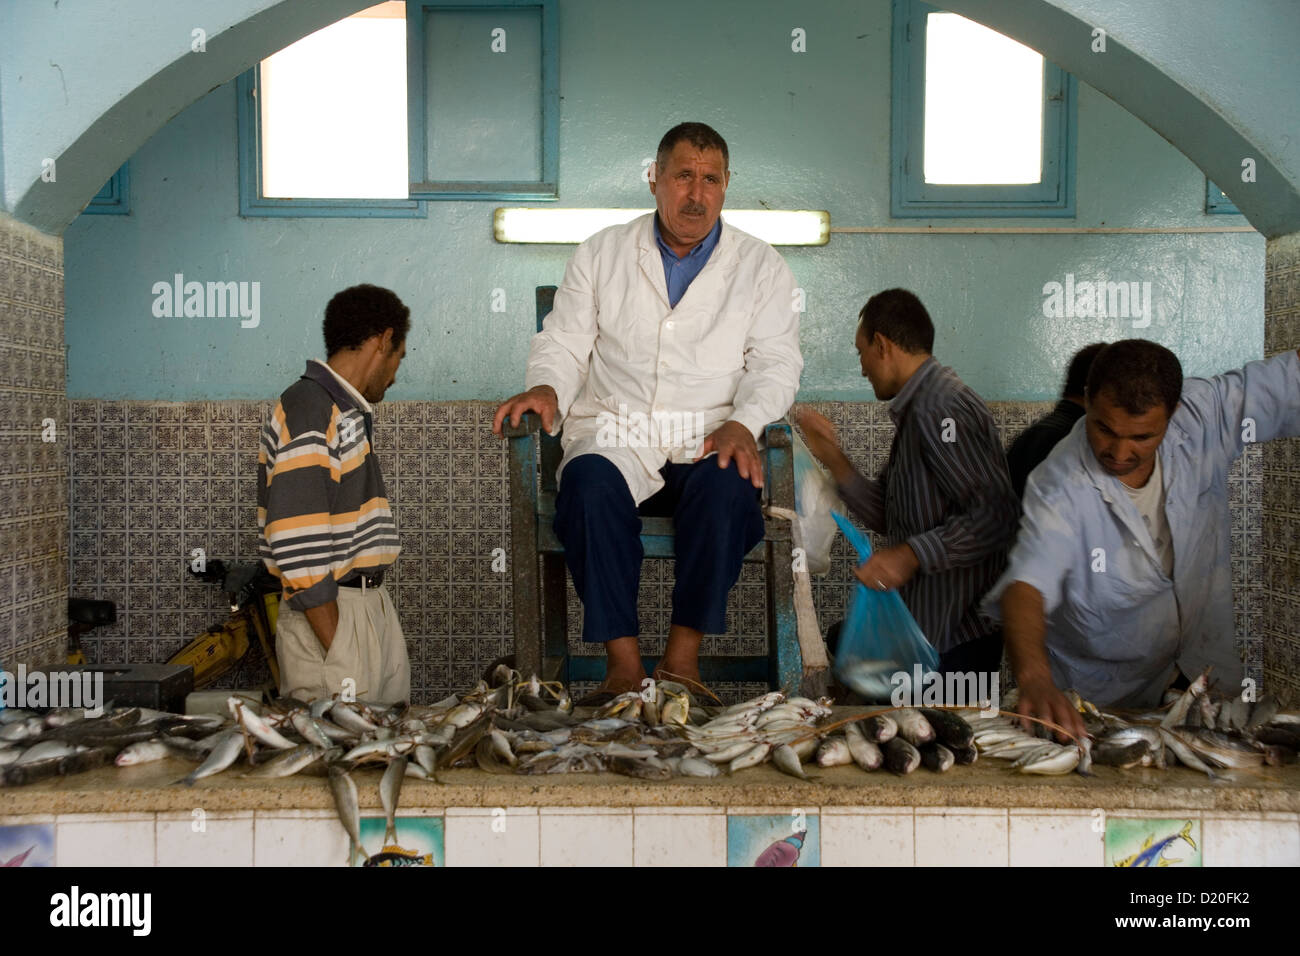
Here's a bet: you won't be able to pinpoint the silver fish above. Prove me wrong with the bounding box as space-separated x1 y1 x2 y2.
1247 695 1280 729
116 739 200 767
919 742 955 773
180 730 244 786
882 737 921 774
677 756 722 778
15 740 82 764
771 743 809 779
229 698 296 750
1158 727 1219 780
244 744 325 779
328 766 368 865
289 711 334 749
816 737 853 768
1161 670 1209 728
0 749 20 767
381 756 407 845
729 742 772 773
1018 745 1081 775
329 702 383 736
844 723 883 771
891 709 935 746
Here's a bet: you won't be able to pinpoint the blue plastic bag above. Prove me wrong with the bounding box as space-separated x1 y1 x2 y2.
831 511 939 701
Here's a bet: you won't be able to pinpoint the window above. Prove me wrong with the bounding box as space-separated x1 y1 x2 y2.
407 0 558 199
891 0 1076 217
82 163 130 216
1205 179 1241 215
237 1 423 218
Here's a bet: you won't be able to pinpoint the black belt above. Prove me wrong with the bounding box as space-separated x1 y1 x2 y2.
338 571 384 588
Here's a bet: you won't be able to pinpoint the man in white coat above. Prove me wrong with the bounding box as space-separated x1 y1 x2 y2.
493 122 803 698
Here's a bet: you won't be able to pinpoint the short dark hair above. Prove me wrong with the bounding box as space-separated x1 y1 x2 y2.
323 284 411 357
656 122 729 176
1086 339 1183 416
857 289 934 355
1063 342 1108 399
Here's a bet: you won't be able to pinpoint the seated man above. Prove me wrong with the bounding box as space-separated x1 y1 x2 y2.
259 285 411 704
1006 342 1106 499
493 122 803 698
984 340 1300 738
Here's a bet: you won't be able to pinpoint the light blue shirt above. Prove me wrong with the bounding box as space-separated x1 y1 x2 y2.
653 214 722 308
984 349 1300 708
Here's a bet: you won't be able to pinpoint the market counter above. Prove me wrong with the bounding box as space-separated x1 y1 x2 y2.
2 755 1297 866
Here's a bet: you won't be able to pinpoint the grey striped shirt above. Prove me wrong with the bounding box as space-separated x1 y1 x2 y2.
837 357 1020 654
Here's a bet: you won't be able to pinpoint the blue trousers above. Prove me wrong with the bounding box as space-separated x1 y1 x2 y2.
553 454 765 643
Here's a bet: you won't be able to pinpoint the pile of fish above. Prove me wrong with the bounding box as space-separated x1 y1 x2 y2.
774 706 978 777
1086 672 1298 779
968 673 1300 779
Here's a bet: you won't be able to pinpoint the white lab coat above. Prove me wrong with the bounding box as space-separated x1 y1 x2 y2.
524 212 804 504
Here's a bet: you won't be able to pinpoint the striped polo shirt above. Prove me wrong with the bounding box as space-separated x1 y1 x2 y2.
257 359 401 611
838 356 1020 653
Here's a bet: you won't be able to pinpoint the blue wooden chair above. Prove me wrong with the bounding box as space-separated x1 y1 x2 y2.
502 286 804 692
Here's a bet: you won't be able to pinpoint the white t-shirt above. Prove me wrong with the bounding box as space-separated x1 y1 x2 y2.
1122 453 1174 577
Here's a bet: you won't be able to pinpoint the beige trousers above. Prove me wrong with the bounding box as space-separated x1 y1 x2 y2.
275 582 410 704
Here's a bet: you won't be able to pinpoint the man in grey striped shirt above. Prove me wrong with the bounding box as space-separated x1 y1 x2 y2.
799 289 1020 677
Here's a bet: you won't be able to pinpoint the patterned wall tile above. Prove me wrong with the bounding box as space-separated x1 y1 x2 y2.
0 213 66 672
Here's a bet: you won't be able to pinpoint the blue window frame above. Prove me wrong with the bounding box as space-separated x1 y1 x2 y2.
83 163 130 216
236 68 425 219
891 0 1076 218
1206 179 1241 215
406 0 559 200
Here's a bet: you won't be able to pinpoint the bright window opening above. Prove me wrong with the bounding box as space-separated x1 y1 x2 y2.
923 12 1043 185
260 1 408 199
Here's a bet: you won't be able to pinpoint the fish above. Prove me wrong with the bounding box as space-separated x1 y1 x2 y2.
949 743 978 765
1 846 34 867
610 756 672 780
919 742 954 772
289 711 335 749
860 714 897 743
729 742 773 773
815 737 853 768
243 744 326 779
677 756 722 778
1018 745 1081 775
0 709 33 725
1114 821 1196 867
1157 728 1219 780
882 737 921 775
1093 740 1152 769
890 709 935 747
1187 729 1265 769
380 756 407 845
329 702 383 736
1253 726 1300 749
771 743 810 780
1247 695 1280 729
229 698 296 750
115 739 202 767
843 722 882 771
475 736 514 774
917 709 974 749
328 766 369 866
790 735 819 761
0 749 20 767
0 718 43 742
179 729 244 786
14 740 83 765
1161 670 1209 728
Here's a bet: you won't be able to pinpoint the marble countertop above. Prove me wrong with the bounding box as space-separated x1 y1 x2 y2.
2 757 1297 816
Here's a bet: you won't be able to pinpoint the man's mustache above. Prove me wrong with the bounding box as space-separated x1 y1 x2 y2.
680 203 707 216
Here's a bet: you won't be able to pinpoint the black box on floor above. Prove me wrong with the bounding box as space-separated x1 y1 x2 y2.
70 664 194 712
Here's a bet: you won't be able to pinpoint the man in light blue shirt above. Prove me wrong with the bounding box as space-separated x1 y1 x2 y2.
984 340 1300 735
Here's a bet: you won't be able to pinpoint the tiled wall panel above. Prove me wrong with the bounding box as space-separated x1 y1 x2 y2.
1263 232 1300 705
0 212 67 672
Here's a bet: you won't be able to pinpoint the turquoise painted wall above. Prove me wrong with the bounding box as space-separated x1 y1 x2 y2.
62 0 1264 403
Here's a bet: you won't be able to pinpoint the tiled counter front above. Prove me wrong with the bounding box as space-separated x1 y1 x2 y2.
2 760 1298 867
2 806 1296 868
65 399 1271 703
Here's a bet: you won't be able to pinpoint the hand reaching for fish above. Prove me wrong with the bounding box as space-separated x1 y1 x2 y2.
1014 676 1088 743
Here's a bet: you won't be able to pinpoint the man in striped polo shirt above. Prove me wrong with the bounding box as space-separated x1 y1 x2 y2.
799 288 1020 678
258 284 410 704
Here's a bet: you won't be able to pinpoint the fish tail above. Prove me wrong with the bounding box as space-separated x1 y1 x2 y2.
1179 820 1196 851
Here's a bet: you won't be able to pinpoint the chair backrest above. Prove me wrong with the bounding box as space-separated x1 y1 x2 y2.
536 286 563 492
